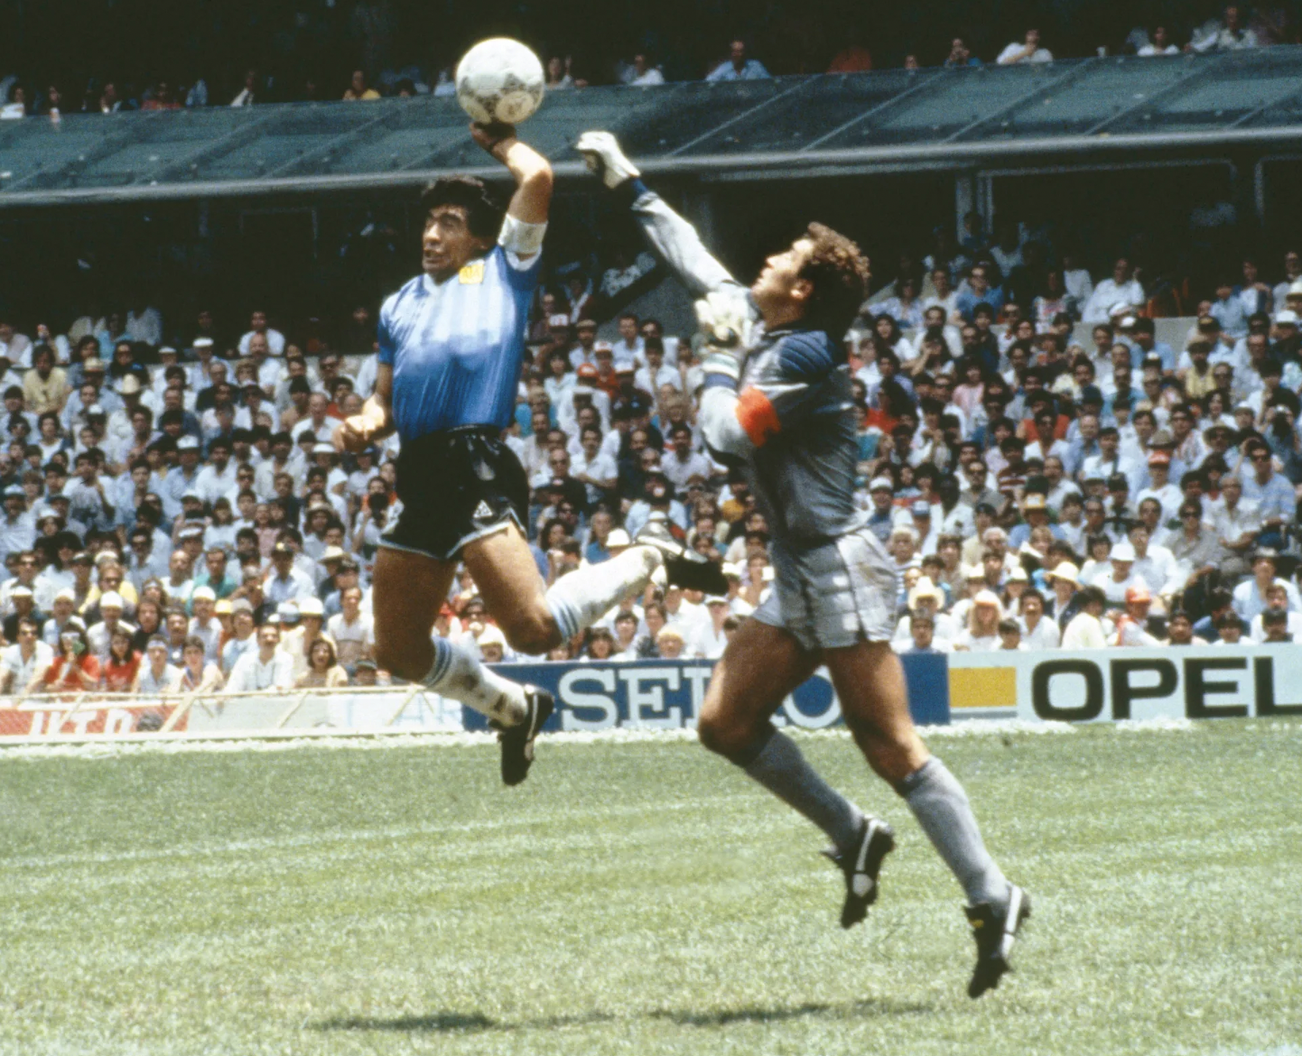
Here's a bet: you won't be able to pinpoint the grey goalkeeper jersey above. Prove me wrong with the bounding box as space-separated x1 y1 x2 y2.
630 188 869 549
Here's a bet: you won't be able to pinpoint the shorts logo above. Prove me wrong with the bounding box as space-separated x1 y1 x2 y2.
473 500 494 520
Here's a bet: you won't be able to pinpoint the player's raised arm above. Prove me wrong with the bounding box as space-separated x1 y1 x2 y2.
576 131 742 300
470 122 553 229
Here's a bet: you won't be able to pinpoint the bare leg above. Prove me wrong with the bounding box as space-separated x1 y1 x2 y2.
372 545 526 725
465 523 661 654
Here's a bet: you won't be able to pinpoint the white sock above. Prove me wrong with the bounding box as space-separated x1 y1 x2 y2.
424 636 527 726
546 546 662 640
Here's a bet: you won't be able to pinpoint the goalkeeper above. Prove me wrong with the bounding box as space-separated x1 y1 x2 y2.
576 132 1030 999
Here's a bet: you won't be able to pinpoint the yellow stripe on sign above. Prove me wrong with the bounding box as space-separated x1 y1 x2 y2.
948 666 1017 710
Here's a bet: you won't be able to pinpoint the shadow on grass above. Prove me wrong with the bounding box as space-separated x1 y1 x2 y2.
313 1010 615 1034
650 997 933 1027
313 998 931 1035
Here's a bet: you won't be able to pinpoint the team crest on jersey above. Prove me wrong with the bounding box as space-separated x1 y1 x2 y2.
459 261 485 285
473 500 494 520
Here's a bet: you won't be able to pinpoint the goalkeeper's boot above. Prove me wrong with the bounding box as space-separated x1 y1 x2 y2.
575 131 641 189
493 686 554 787
821 815 895 929
966 884 1031 998
634 518 728 595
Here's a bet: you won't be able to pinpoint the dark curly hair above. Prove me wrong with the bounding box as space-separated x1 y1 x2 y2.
419 175 505 240
797 222 871 338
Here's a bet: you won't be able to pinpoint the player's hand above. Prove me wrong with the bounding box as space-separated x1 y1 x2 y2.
695 290 747 351
470 121 516 155
575 131 640 189
336 416 376 454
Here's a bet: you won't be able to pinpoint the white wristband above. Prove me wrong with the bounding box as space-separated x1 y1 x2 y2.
499 214 547 256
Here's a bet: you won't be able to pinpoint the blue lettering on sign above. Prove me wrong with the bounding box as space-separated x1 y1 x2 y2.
460 655 950 732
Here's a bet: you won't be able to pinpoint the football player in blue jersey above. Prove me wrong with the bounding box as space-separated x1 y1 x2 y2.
338 123 719 786
577 130 1028 998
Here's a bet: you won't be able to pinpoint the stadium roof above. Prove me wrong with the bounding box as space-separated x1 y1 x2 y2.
3 47 1302 208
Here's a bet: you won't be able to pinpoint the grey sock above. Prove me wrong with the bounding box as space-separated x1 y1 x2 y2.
742 728 864 853
900 756 1008 907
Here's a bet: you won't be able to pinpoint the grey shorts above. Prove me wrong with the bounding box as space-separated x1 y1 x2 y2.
752 528 898 651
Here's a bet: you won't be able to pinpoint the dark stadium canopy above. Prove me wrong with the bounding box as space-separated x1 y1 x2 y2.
3 47 1302 207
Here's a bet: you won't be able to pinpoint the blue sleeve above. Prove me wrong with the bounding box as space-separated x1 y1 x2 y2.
500 245 544 294
377 296 397 367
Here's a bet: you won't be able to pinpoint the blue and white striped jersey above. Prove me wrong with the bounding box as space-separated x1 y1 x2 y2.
377 245 541 441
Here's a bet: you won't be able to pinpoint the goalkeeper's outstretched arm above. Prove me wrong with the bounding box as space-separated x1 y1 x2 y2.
576 131 742 299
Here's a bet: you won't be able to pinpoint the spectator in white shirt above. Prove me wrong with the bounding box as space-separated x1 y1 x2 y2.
0 617 52 694
237 310 285 357
661 424 713 496
690 597 730 659
997 28 1053 65
622 54 665 86
1082 259 1144 324
226 623 295 692
1017 590 1061 649
1137 26 1179 55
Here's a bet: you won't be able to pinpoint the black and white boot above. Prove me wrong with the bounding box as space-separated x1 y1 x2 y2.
965 884 1031 998
634 518 729 595
495 686 555 787
823 816 895 929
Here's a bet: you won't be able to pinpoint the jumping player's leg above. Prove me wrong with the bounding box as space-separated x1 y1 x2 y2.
464 522 662 653
824 642 1009 908
372 546 528 726
698 619 867 857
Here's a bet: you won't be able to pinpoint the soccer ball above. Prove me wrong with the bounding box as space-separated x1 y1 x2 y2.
455 38 545 126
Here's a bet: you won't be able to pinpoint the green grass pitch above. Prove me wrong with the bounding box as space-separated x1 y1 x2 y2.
2 721 1300 1056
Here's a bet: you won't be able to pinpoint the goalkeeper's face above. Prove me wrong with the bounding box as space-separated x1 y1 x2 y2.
751 237 814 324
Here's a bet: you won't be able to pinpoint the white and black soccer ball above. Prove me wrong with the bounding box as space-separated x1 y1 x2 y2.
455 38 545 125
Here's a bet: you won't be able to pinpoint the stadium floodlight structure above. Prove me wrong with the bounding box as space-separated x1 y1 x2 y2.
1 48 1302 222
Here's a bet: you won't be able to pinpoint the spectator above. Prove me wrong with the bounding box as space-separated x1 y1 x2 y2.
944 38 982 68
133 636 183 695
0 617 52 695
1081 259 1144 323
1189 5 1260 52
296 637 349 688
342 70 381 101
706 40 771 81
622 54 665 86
997 29 1053 65
1137 27 1179 56
41 618 100 693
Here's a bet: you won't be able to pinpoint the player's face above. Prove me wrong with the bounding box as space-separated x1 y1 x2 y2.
423 205 490 278
751 237 816 320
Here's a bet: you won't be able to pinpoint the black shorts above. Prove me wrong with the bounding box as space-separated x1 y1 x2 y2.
380 427 528 561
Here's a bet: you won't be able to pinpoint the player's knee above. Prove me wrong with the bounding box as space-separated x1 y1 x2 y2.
375 640 423 683
697 708 753 761
499 609 558 656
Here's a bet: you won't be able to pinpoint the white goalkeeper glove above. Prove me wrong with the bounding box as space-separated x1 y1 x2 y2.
575 131 641 189
695 289 750 381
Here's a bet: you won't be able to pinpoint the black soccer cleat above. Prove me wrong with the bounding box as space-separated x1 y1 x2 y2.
496 686 554 787
966 884 1031 999
822 816 895 929
634 519 729 595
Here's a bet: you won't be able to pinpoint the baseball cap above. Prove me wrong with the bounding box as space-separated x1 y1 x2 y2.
2 484 24 498
869 476 894 492
705 595 729 607
576 363 599 380
177 436 200 451
1023 493 1047 511
910 499 931 517
1147 450 1171 466
298 597 324 617
99 591 124 609
1110 542 1136 562
1125 584 1151 604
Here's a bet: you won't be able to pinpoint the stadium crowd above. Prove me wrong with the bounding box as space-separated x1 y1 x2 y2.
0 3 1295 119
1 216 1302 696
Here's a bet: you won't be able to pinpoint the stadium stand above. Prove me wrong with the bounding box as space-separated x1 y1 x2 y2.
1 21 1302 705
